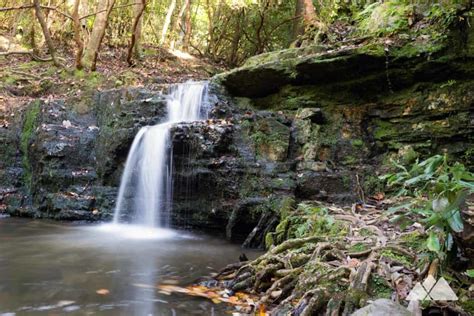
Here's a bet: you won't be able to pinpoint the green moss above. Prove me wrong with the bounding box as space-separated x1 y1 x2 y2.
278 196 296 220
357 43 385 57
246 117 290 161
400 231 426 251
349 243 369 252
265 232 274 249
356 1 413 37
374 119 397 140
239 172 267 198
351 139 364 147
380 249 412 266
342 155 358 165
4 75 18 85
369 275 393 299
21 101 41 190
362 174 385 195
459 296 474 314
359 228 376 237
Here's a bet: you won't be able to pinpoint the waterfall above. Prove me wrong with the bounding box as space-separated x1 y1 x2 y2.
112 81 210 229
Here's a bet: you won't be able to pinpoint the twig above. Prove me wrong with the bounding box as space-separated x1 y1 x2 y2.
79 3 143 20
10 70 41 80
0 5 72 19
356 173 365 203
0 51 53 62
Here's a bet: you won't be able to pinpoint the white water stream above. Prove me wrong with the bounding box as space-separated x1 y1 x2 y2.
107 82 210 237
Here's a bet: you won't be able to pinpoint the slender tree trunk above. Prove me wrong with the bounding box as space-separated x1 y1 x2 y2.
254 0 269 55
170 0 187 49
292 0 322 44
82 0 116 71
78 0 90 46
33 0 61 67
182 0 192 51
204 0 213 55
72 0 84 69
29 10 38 55
210 0 224 57
229 8 244 66
161 0 176 45
127 0 146 65
293 0 305 40
303 0 317 25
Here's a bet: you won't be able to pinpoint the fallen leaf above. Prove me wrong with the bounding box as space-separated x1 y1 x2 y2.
96 289 110 295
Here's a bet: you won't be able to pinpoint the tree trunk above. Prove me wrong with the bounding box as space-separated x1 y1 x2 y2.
170 0 187 49
182 0 192 51
72 0 84 70
228 8 244 66
292 0 322 43
82 0 116 71
29 10 38 55
293 0 305 40
303 0 317 25
160 0 176 45
254 0 270 55
33 0 61 67
127 0 146 66
204 0 213 55
209 0 224 57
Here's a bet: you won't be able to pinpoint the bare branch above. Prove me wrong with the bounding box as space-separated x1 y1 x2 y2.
79 2 142 20
0 5 72 19
0 51 53 62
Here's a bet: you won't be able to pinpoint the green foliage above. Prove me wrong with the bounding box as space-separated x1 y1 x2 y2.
356 1 413 36
369 274 393 299
21 101 41 191
382 155 474 257
425 3 459 27
288 203 347 239
380 249 412 266
266 202 350 247
440 80 457 88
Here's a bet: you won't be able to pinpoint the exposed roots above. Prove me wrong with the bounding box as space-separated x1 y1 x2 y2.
215 235 407 314
207 202 438 314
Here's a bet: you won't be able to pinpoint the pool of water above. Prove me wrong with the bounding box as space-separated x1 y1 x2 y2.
0 217 259 315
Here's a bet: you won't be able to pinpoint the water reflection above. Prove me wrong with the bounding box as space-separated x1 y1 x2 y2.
0 218 260 315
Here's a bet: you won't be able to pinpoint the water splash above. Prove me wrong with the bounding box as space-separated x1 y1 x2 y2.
112 81 210 232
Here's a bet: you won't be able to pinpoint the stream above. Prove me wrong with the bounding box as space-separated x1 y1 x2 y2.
0 217 259 315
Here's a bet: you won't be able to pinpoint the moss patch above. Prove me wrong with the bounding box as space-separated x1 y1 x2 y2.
20 101 41 190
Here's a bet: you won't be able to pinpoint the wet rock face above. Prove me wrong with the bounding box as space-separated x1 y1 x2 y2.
94 88 168 185
1 87 170 221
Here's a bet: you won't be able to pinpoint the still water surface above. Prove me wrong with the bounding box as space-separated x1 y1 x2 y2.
0 217 258 315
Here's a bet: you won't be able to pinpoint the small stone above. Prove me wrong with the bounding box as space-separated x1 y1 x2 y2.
351 299 411 316
295 108 324 124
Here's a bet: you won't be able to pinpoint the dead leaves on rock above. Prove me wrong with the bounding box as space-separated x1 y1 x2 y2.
134 283 261 312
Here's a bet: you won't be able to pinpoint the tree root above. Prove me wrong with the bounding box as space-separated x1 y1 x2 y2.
205 201 461 314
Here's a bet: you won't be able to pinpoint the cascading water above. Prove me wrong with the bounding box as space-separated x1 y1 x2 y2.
108 81 210 236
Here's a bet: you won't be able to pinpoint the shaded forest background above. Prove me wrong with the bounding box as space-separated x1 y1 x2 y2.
1 0 320 70
0 0 470 111
1 0 469 70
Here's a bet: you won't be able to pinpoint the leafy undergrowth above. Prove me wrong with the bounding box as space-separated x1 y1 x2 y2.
162 194 473 315
303 1 465 54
